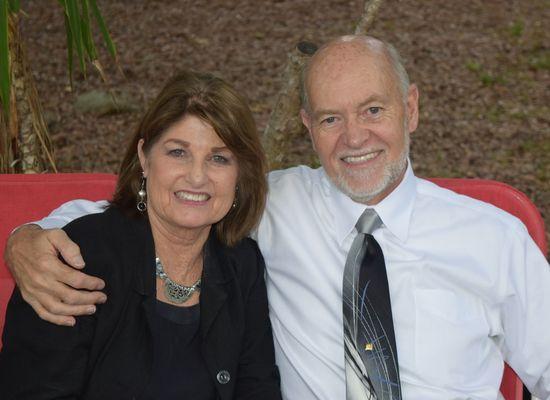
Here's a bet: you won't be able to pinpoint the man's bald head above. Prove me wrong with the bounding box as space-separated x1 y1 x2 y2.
301 35 410 114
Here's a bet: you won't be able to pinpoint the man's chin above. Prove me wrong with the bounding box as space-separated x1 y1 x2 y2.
335 176 386 203
328 151 408 204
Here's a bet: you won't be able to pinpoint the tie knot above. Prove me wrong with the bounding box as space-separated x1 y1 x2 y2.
355 208 382 234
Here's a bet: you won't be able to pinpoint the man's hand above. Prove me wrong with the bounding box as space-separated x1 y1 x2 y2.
5 225 107 326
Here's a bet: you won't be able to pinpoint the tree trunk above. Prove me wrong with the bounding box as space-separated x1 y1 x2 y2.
262 41 316 170
262 0 384 170
0 13 56 174
355 0 384 35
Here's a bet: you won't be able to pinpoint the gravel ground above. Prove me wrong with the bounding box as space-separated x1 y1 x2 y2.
19 0 549 245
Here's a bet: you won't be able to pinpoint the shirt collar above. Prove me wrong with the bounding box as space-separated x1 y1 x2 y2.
327 161 417 246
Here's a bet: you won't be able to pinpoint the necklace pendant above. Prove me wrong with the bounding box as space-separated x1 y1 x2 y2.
164 280 194 304
155 256 201 304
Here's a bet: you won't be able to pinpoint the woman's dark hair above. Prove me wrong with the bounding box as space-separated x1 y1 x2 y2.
111 70 267 247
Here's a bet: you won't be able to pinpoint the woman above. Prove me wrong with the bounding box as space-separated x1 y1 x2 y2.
0 70 281 399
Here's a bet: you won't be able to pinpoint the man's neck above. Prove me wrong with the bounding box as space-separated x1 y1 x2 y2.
366 173 406 205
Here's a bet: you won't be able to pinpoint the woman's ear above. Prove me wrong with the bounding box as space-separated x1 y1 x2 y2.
137 139 148 177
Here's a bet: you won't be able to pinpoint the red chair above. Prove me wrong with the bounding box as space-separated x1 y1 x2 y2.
0 173 118 348
429 178 547 400
0 174 546 400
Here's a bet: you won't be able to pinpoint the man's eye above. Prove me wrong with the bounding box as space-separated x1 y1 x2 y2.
368 107 381 115
322 116 337 124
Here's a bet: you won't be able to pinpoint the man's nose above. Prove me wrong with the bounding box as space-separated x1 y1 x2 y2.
343 118 369 148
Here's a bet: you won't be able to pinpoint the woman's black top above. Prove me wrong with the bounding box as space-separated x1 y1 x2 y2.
0 206 281 400
143 301 216 399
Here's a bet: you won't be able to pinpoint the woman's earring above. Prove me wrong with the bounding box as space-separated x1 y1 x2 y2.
232 186 239 209
137 173 147 212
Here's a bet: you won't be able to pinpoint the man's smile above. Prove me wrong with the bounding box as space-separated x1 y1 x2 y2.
341 150 383 165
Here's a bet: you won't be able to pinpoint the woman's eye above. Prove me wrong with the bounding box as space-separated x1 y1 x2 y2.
322 116 337 125
212 154 229 164
168 149 185 157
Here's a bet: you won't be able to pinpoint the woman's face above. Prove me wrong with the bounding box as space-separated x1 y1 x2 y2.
138 115 239 236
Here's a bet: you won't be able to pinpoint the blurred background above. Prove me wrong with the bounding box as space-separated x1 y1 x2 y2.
16 0 550 237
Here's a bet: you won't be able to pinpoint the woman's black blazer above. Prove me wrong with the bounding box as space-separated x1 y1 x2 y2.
0 207 281 400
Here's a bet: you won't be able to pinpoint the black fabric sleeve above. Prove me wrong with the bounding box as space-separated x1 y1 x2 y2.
0 216 101 399
0 287 96 399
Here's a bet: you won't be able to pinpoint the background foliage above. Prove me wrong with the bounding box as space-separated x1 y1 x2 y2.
16 0 550 238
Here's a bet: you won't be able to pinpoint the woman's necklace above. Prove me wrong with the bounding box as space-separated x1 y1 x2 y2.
155 256 201 304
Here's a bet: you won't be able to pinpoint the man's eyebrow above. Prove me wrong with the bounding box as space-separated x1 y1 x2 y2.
312 108 340 120
357 95 388 109
312 95 390 119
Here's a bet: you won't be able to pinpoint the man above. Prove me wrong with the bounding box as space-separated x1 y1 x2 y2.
5 36 550 399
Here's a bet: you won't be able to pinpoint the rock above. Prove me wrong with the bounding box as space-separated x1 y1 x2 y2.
42 111 60 130
74 90 140 116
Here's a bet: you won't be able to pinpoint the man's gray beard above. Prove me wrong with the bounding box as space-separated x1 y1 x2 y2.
334 134 410 205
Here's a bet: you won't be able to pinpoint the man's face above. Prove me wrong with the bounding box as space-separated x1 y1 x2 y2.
301 44 419 205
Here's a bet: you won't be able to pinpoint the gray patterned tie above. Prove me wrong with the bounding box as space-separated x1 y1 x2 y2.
343 208 402 400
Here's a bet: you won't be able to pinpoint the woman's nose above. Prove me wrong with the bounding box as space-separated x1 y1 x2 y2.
187 159 208 187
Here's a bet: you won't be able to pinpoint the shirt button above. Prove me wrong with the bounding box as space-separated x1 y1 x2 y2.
216 370 231 384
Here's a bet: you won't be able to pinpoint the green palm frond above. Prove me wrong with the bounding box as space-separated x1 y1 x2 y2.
0 0 11 118
1 0 117 117
90 0 116 61
59 0 117 87
0 0 19 116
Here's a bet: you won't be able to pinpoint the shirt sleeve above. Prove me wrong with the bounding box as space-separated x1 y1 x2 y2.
501 224 550 399
34 199 108 229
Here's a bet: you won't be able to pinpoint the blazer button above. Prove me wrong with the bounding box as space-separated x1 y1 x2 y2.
216 370 231 384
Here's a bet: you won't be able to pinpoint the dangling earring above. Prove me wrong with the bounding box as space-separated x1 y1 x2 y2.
232 186 239 209
137 173 147 212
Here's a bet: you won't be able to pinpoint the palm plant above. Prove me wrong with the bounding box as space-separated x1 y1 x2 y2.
0 0 117 173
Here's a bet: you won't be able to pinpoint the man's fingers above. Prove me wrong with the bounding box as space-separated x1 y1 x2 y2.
31 281 105 315
57 265 106 292
5 225 107 324
40 293 97 317
23 295 76 327
30 254 105 292
48 229 85 269
45 230 106 291
56 283 107 307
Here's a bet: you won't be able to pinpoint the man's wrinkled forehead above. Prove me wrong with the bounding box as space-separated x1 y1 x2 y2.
306 38 388 84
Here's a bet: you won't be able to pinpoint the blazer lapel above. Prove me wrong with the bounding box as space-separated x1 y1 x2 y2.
106 210 155 397
200 232 233 338
131 216 156 298
199 233 239 400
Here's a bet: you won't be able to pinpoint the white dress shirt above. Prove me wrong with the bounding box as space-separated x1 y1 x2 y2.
37 164 550 400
